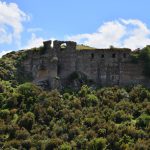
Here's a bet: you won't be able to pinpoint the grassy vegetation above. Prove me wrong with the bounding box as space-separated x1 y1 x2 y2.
76 44 96 50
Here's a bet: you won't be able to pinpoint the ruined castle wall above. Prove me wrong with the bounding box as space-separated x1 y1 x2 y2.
76 49 131 86
76 50 98 82
53 41 77 84
119 62 147 86
22 40 150 89
57 48 76 79
22 42 58 88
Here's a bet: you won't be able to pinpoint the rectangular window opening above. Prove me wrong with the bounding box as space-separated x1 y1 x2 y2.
101 54 104 58
112 53 116 58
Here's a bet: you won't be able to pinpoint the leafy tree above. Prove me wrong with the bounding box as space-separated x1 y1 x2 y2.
136 113 150 128
44 138 63 150
111 110 132 123
0 109 10 120
60 143 72 150
89 138 107 150
18 112 35 131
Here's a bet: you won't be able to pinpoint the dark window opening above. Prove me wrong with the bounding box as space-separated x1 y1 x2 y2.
123 53 126 58
57 65 61 75
91 53 94 59
101 54 104 58
112 53 116 58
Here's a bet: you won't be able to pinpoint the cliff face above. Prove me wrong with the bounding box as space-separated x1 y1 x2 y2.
21 40 150 89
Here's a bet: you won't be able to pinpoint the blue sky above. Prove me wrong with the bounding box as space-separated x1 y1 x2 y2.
0 0 150 56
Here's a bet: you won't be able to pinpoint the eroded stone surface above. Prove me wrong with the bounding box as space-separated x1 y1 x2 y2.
22 40 150 89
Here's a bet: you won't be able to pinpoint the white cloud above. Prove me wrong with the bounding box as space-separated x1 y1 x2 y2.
23 33 56 49
24 33 44 49
0 33 47 57
27 28 43 33
67 19 150 49
0 50 11 58
0 28 12 44
0 1 29 44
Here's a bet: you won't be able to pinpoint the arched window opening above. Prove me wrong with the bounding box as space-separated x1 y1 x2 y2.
60 43 67 50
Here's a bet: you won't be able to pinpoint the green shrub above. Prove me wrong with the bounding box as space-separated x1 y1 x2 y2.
18 112 35 131
136 113 150 128
0 109 10 120
60 143 72 150
111 110 132 123
44 138 63 150
86 94 98 106
15 129 30 140
84 118 96 127
131 46 150 77
3 139 21 149
134 139 150 150
89 138 107 150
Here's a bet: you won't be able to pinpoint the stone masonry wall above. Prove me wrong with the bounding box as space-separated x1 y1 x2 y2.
22 40 150 89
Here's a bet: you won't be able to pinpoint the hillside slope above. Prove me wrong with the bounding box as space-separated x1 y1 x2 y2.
0 47 150 149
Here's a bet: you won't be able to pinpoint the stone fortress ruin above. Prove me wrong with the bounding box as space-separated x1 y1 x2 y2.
22 40 150 89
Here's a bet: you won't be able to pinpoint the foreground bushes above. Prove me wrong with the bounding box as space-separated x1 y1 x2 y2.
0 82 150 149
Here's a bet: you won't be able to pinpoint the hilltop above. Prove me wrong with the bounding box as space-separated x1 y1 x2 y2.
2 40 150 90
1 41 150 89
0 42 150 149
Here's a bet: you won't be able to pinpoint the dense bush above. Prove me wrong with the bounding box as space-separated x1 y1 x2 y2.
0 82 149 149
131 46 150 77
89 138 107 150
